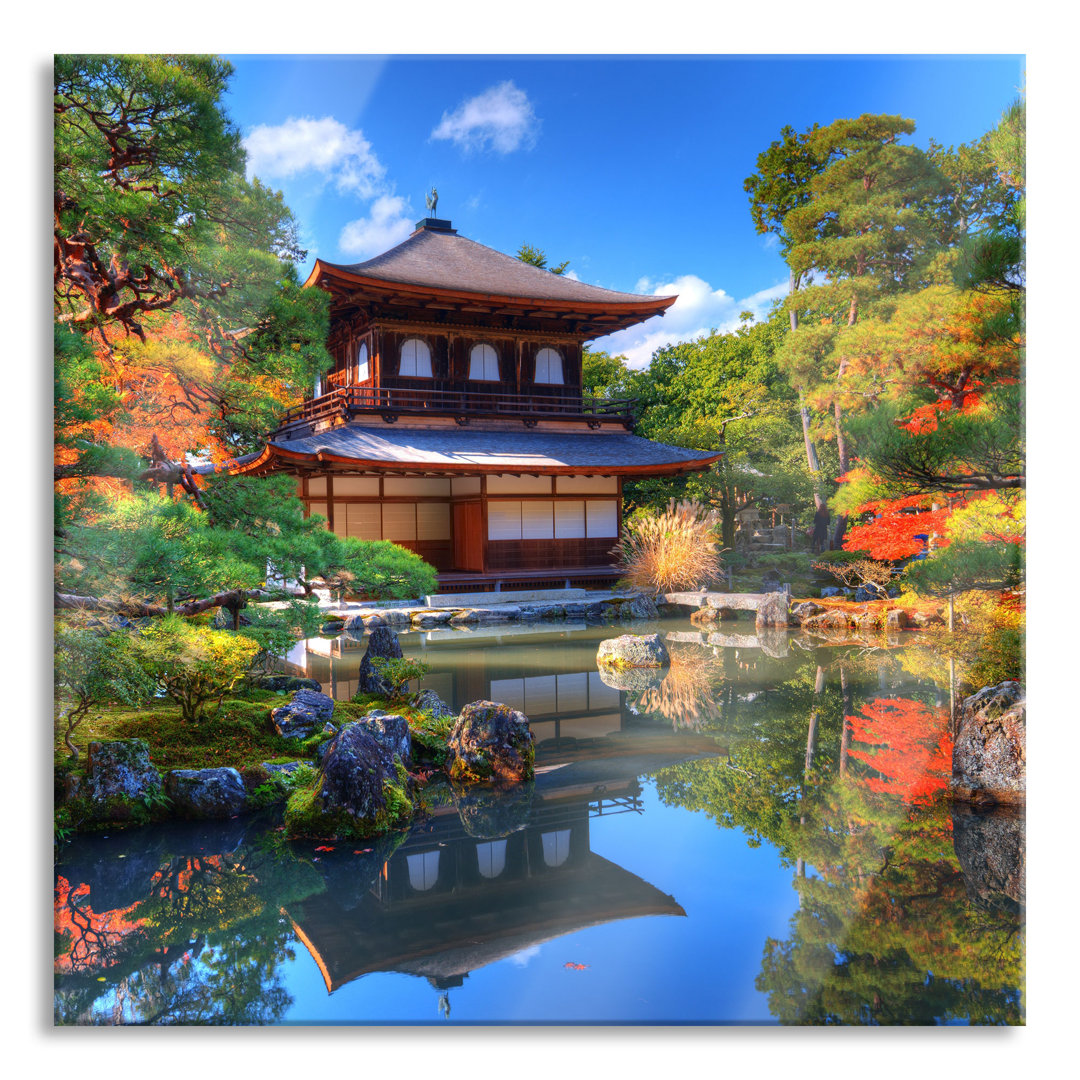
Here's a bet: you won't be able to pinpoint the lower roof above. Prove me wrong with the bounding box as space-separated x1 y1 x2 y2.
233 424 721 477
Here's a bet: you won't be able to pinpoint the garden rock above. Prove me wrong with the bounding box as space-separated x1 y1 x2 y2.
453 778 535 839
320 619 346 635
272 687 336 739
164 767 247 819
754 591 790 629
885 608 910 631
85 739 163 807
211 607 252 630
412 688 454 719
614 595 660 621
261 760 307 776
802 609 854 635
596 633 671 669
790 601 824 623
357 626 404 694
448 700 535 783
855 584 886 602
363 712 412 766
951 681 1025 806
315 721 403 823
820 586 842 598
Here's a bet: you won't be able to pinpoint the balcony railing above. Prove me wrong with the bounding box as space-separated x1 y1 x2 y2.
272 384 638 434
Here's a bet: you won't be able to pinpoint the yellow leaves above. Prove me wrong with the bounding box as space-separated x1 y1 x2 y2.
944 492 1025 546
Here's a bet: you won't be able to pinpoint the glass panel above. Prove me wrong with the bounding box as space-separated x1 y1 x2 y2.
586 499 619 537
589 670 621 708
400 338 432 377
469 343 499 380
357 341 369 382
524 675 558 715
556 672 589 712
382 503 417 541
521 500 554 539
417 502 450 540
487 502 521 540
554 500 585 538
535 347 564 385
489 678 526 711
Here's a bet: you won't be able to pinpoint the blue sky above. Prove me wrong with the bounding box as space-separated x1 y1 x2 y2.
224 55 1022 366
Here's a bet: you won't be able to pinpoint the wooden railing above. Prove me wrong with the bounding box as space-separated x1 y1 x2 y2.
272 384 638 434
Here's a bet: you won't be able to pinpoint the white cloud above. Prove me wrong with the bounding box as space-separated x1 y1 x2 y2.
431 81 539 153
506 945 541 968
244 116 386 198
593 274 789 369
563 269 580 281
338 195 414 259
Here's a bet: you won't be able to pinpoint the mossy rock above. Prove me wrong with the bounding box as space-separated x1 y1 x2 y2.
447 700 535 783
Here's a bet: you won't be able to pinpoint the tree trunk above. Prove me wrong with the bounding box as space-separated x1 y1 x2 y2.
789 272 825 511
839 663 853 774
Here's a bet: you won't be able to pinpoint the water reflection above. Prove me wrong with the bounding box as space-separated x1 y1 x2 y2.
56 618 1024 1024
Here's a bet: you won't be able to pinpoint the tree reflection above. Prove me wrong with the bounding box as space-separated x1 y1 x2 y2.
652 652 1024 1025
54 838 324 1024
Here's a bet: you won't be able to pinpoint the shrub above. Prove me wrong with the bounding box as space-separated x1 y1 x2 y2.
614 499 723 593
371 656 430 698
54 625 155 762
135 616 262 723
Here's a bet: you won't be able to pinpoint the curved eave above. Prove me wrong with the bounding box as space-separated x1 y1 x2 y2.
303 260 677 324
228 442 722 479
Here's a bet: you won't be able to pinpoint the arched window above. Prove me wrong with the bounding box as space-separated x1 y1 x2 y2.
356 341 369 383
469 343 499 381
399 338 432 378
535 347 564 385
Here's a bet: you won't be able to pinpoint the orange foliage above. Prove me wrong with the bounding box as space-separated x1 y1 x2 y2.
847 697 952 806
843 501 953 560
54 874 146 974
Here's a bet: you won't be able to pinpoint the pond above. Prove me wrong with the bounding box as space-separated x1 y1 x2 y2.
54 616 1024 1025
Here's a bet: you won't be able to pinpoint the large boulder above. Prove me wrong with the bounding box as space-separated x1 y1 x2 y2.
256 675 322 693
84 739 163 807
790 601 824 624
164 767 248 819
357 626 404 694
754 591 790 629
271 687 336 740
614 595 660 621
803 609 854 635
453 779 535 839
596 633 671 669
364 712 412 766
597 664 667 695
951 681 1025 806
295 719 412 835
447 700 535 783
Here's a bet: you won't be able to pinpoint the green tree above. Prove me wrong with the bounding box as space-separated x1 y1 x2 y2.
515 242 569 275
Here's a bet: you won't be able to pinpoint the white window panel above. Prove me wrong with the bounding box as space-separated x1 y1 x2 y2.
586 499 619 537
417 502 450 540
384 477 451 496
589 670 621 709
556 672 589 713
476 839 507 879
535 347 564 385
556 475 618 494
489 678 526 712
334 477 380 496
345 502 381 541
451 477 481 495
308 476 327 497
524 674 558 716
486 474 552 495
487 501 521 540
469 343 499 381
400 338 432 377
308 501 328 522
382 503 417 541
356 341 369 382
406 850 440 891
521 500 554 539
554 500 585 538
541 829 571 868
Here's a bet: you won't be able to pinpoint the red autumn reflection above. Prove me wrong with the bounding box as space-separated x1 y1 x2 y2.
54 875 146 975
847 697 952 806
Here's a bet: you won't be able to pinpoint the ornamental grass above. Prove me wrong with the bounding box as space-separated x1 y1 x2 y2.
614 499 723 594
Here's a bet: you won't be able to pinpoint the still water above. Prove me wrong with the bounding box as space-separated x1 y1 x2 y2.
54 617 1024 1025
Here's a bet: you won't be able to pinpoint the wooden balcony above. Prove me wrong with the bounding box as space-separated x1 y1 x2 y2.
272 384 638 435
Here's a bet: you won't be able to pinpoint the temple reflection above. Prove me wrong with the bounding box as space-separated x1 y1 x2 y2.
285 772 686 995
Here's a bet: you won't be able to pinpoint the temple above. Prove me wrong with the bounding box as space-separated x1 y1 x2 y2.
234 217 720 590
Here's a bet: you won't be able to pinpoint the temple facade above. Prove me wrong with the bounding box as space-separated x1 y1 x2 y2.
235 217 719 589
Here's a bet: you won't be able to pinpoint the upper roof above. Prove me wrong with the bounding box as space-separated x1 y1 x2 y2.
305 220 677 325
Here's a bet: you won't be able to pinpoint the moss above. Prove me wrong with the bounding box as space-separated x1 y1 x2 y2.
282 762 415 841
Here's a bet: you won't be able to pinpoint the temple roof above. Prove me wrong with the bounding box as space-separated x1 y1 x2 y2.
305 221 676 324
235 424 721 477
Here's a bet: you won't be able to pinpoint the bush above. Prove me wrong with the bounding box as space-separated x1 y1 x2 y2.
54 625 155 762
135 616 261 723
615 499 723 593
371 656 430 698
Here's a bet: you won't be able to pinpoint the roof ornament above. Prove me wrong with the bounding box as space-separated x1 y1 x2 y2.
425 186 439 217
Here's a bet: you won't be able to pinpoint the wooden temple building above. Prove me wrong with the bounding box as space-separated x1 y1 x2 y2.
235 216 720 589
